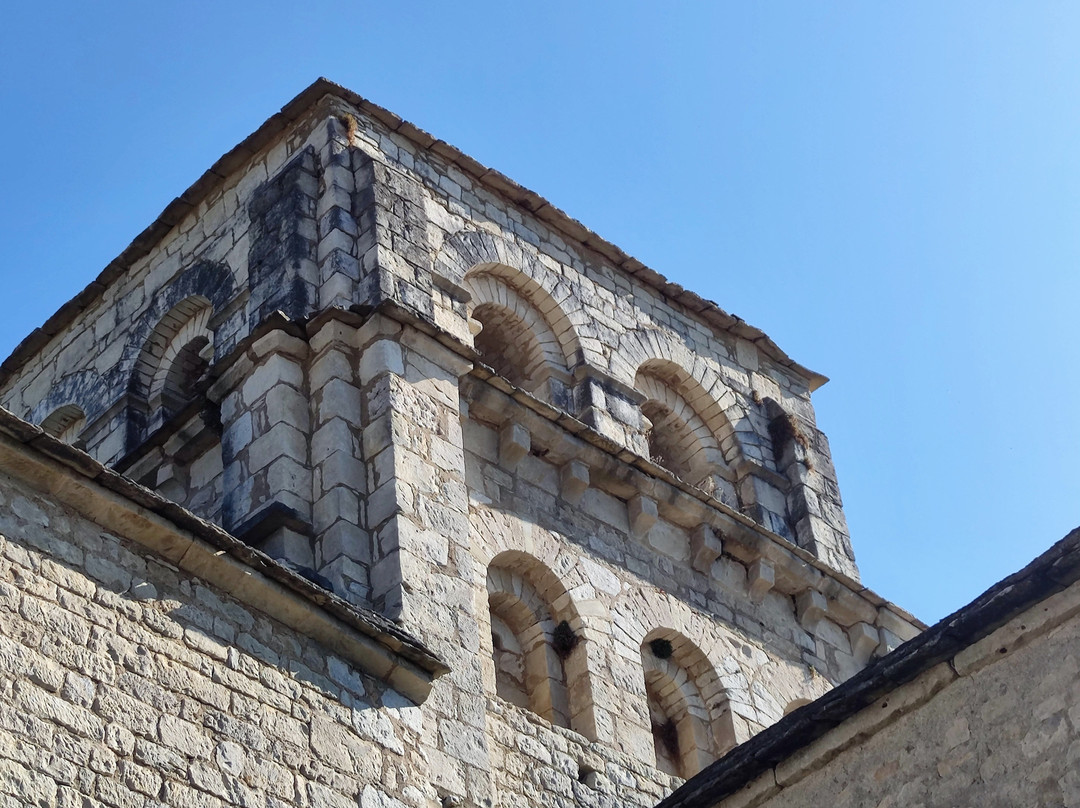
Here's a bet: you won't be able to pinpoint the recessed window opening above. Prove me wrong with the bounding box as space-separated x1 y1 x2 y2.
160 336 212 415
641 630 737 779
486 554 597 739
472 303 547 392
641 401 700 481
40 404 86 447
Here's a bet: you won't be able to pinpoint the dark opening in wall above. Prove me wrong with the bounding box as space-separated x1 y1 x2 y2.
552 620 579 660
650 637 674 659
162 337 212 415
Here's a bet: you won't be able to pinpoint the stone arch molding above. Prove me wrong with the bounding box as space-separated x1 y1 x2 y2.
615 328 751 445
121 259 234 377
28 369 108 437
473 518 612 638
130 295 215 414
641 627 737 776
484 549 599 740
39 404 87 446
463 268 575 406
611 588 750 770
434 229 598 369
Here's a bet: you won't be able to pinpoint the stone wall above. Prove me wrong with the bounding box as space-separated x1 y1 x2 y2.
0 85 858 583
0 82 928 807
698 572 1080 808
0 467 436 808
0 429 725 808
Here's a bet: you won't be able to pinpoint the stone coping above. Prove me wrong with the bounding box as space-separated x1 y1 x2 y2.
0 406 449 704
0 78 827 392
654 524 1080 808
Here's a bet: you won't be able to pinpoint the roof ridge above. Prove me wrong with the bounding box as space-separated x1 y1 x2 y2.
0 78 827 391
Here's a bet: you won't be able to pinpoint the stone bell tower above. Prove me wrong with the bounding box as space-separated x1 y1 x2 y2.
0 79 920 807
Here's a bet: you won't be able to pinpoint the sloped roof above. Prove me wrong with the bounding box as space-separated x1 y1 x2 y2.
655 525 1080 808
0 78 827 391
0 403 448 701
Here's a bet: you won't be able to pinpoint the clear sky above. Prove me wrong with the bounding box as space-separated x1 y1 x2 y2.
2 2 1078 625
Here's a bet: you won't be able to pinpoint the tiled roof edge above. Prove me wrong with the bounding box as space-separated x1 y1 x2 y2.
0 405 449 684
655 525 1080 808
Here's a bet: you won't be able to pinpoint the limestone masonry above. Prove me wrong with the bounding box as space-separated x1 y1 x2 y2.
0 78 941 807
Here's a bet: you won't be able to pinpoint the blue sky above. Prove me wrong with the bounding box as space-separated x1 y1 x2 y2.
2 2 1078 624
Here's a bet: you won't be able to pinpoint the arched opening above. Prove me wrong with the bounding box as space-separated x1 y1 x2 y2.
635 363 738 507
641 630 736 778
159 335 212 415
131 295 215 423
463 267 577 408
472 302 550 393
125 295 222 522
641 397 707 483
40 404 86 447
486 552 596 738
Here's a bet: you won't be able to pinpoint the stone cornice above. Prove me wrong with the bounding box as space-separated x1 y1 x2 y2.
0 406 448 703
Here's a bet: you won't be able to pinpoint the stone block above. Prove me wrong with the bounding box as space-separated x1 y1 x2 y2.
690 524 723 572
317 448 366 497
248 422 307 473
308 347 354 390
796 588 828 631
847 621 879 663
877 607 919 642
748 558 775 603
241 355 305 406
317 377 364 426
317 520 372 568
627 494 658 537
877 626 903 657
251 329 309 361
313 486 361 533
266 457 313 509
265 383 309 428
560 460 590 504
358 339 405 386
499 422 530 470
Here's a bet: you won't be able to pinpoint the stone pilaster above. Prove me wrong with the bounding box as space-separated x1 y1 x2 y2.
214 326 314 566
356 312 495 803
308 315 370 602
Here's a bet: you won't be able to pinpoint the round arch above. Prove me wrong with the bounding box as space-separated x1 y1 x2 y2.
40 404 86 446
464 269 574 404
435 229 592 366
640 627 736 777
486 550 597 739
130 295 215 415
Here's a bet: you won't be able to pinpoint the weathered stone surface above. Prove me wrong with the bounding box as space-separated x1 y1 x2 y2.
0 83 923 808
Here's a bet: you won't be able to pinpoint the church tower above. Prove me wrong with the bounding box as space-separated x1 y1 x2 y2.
0 80 919 806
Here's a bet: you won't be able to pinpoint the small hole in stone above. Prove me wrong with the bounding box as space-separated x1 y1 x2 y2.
552 620 579 660
650 638 674 659
998 647 1007 654
578 763 596 783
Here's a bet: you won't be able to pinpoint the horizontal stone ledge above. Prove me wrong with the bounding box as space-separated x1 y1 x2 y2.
461 372 922 637
0 415 447 704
